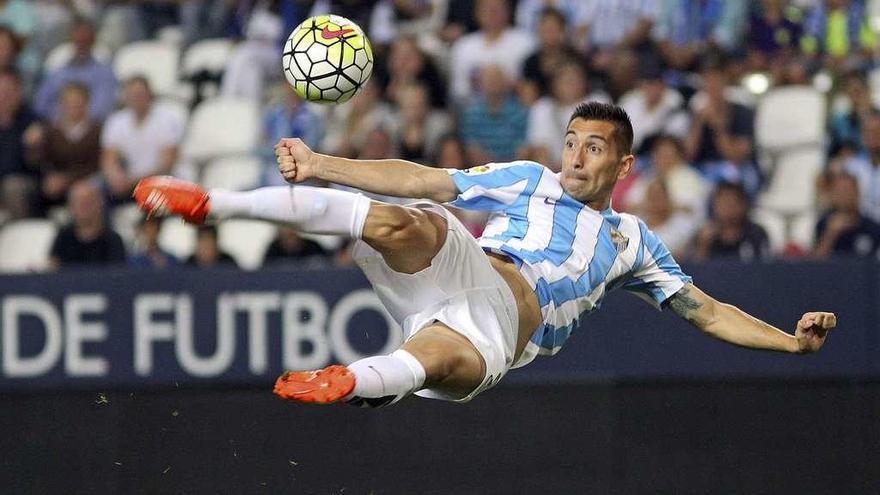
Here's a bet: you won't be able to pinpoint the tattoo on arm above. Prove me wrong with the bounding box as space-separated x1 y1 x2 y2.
667 287 709 327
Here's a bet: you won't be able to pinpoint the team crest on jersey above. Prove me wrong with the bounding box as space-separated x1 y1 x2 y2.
463 165 493 175
610 228 629 253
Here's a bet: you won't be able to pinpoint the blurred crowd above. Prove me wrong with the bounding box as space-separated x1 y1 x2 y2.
1 0 880 272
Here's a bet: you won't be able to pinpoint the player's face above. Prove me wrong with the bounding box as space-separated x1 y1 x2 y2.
560 118 634 208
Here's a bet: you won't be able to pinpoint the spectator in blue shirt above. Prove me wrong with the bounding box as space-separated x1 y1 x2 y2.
33 18 117 122
460 64 528 164
261 84 322 186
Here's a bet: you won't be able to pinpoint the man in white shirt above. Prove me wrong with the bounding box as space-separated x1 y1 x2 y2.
619 61 689 154
449 0 535 103
100 76 183 200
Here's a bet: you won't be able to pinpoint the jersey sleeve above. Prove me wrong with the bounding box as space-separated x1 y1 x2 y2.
445 161 543 212
623 220 692 309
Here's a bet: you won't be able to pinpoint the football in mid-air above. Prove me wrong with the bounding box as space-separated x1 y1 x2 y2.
282 14 373 104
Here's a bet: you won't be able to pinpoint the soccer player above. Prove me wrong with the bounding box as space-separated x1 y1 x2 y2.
133 102 837 407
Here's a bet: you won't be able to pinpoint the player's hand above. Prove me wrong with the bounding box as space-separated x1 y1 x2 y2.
794 312 837 354
275 138 318 183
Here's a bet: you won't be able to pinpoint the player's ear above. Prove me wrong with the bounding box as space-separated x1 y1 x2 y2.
617 154 635 180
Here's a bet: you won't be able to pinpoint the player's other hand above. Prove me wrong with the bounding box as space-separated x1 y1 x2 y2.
275 138 318 183
795 312 837 354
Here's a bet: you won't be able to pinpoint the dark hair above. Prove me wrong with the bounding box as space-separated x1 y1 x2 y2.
0 25 22 55
0 66 21 84
538 7 566 27
568 102 634 156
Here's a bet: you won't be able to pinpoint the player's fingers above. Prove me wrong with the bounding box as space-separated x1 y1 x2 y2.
822 313 836 329
275 144 291 156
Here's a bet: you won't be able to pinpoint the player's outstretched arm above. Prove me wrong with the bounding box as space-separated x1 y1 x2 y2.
275 138 457 202
665 284 837 354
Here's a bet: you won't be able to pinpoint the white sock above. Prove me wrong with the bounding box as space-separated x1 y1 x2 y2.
344 349 427 408
208 186 372 238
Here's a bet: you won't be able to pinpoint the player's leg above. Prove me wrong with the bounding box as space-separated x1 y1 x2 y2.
132 178 442 273
275 322 486 407
135 178 486 403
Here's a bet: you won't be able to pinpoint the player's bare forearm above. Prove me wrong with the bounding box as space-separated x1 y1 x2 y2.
313 154 455 201
667 284 831 354
276 138 458 202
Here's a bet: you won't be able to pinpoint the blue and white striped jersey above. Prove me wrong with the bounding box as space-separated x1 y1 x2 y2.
447 161 692 361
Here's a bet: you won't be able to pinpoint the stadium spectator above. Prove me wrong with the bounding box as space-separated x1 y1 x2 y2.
128 216 177 269
179 0 234 47
261 84 323 186
321 80 394 158
0 25 22 74
694 182 770 262
514 0 587 35
186 225 238 268
828 69 874 156
745 0 804 71
519 7 582 103
622 135 708 222
379 35 447 108
524 61 609 170
653 0 746 69
34 82 101 208
390 82 451 163
368 0 446 47
619 59 689 155
0 68 40 219
0 0 37 77
842 110 880 223
33 17 116 122
433 134 468 170
636 178 696 258
221 4 283 99
814 173 880 258
448 0 535 103
459 64 528 164
801 0 877 66
685 57 760 197
262 226 330 268
579 0 659 70
101 76 183 202
48 180 126 269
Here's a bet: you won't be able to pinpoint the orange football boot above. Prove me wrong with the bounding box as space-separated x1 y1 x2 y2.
133 176 210 225
273 365 356 404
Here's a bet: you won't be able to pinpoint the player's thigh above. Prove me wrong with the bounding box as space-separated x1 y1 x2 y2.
361 202 447 274
401 323 486 398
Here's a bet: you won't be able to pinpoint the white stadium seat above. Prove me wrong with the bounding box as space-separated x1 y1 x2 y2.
181 38 234 77
158 218 197 261
182 97 260 163
202 155 263 191
755 86 825 153
43 42 112 73
154 97 190 127
114 41 180 96
111 204 145 251
218 219 277 270
750 86 826 252
0 220 58 273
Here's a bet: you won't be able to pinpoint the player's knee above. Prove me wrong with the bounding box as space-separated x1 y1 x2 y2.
371 206 433 248
409 338 478 384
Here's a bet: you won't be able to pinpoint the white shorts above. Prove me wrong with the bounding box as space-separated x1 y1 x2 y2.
352 202 519 402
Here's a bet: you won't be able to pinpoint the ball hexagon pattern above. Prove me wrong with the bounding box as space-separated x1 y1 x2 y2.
282 15 374 104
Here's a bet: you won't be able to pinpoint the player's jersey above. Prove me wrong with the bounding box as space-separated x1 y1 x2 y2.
446 161 692 362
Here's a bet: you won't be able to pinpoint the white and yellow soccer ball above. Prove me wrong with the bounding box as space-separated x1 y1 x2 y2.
282 14 374 104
